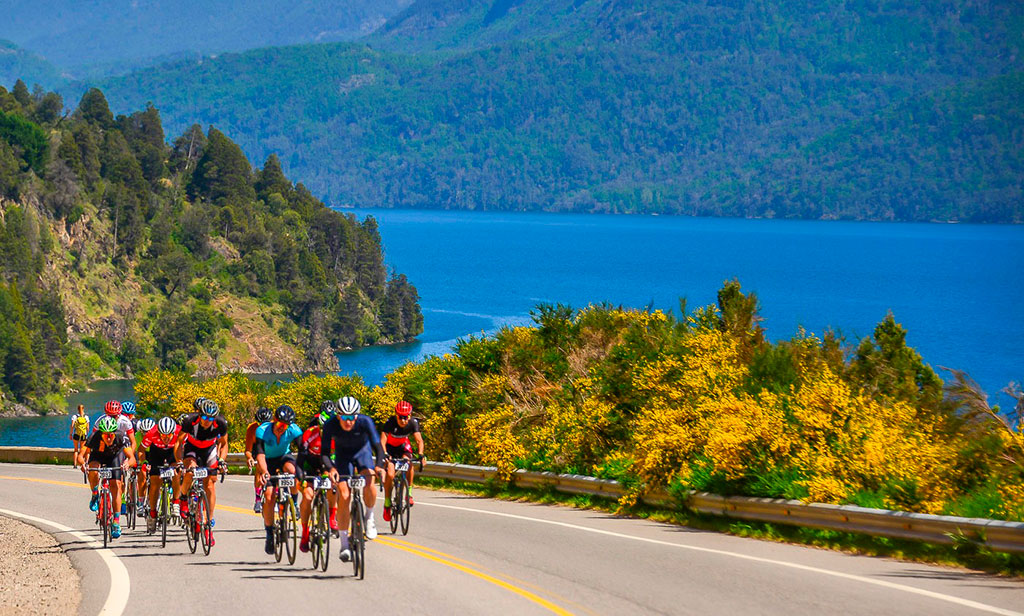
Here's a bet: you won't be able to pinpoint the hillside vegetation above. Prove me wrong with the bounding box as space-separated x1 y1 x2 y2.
0 84 421 412
99 0 1023 221
134 283 1024 521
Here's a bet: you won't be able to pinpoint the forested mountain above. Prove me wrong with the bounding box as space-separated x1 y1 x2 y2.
0 40 65 90
0 0 413 81
0 85 422 412
95 0 1024 222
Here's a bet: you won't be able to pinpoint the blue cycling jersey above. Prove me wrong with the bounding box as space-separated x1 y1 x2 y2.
254 422 303 458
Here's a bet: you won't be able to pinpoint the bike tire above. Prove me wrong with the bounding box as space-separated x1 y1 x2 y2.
311 493 322 570
126 472 137 531
100 490 109 549
274 497 285 563
198 491 212 556
285 499 298 565
186 492 198 554
351 498 365 579
399 480 411 536
160 488 169 548
389 479 400 534
318 493 330 573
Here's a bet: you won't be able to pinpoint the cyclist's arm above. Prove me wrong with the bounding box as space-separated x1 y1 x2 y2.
174 431 186 464
414 431 424 456
217 433 228 463
320 428 336 474
78 445 91 466
244 425 257 465
123 445 136 469
366 420 384 467
252 440 270 475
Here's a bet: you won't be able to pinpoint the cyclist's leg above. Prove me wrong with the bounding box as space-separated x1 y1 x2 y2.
205 447 219 518
383 459 395 503
86 460 100 490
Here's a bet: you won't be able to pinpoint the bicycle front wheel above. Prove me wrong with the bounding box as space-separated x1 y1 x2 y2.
185 494 198 554
350 498 365 579
197 492 212 556
126 473 137 530
317 493 330 572
398 480 411 536
310 493 323 570
284 499 298 565
159 488 169 548
100 490 110 549
274 498 285 563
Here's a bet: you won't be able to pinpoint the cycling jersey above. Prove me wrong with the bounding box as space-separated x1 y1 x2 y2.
142 425 179 451
92 414 134 440
85 430 128 467
179 413 228 448
253 422 303 459
321 415 383 471
300 425 322 456
380 416 421 447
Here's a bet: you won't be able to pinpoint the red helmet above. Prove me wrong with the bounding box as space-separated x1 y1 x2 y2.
104 400 122 416
395 401 412 417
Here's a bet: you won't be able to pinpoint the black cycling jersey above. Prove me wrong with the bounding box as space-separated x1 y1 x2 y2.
179 413 229 448
380 416 421 445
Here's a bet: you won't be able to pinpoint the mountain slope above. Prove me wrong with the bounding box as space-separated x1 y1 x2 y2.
97 0 1023 221
0 0 413 79
0 86 422 412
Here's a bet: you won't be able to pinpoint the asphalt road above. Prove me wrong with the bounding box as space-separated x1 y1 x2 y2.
2 462 1023 616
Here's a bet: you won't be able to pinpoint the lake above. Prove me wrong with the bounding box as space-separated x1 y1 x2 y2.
2 210 1021 447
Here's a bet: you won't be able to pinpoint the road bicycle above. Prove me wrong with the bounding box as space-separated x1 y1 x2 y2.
386 455 423 536
266 473 299 565
153 464 178 548
338 474 368 579
183 465 222 555
91 466 118 548
308 473 333 572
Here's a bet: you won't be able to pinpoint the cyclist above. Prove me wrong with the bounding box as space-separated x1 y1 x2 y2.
311 400 334 428
253 404 304 555
139 416 180 533
175 397 229 541
245 407 273 512
135 417 156 514
297 409 337 553
322 396 384 562
93 400 135 444
69 404 90 467
121 401 139 432
380 400 425 522
77 416 136 539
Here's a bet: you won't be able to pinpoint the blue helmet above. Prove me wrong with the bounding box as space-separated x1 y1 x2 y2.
121 401 137 416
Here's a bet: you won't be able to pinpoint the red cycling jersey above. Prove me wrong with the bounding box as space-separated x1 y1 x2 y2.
301 426 322 456
142 425 180 450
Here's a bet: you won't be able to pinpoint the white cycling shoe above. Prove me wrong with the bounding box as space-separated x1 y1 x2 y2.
339 534 351 561
365 514 377 540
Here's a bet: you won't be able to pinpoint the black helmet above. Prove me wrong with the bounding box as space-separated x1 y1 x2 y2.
319 400 336 415
275 405 296 424
193 397 209 412
255 407 272 423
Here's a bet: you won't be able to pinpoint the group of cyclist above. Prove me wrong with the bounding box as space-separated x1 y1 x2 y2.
72 393 425 563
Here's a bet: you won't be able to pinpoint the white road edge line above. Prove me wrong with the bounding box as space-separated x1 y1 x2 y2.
420 501 1023 616
0 507 131 616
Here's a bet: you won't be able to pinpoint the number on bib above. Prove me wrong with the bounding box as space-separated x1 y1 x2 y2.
191 468 208 479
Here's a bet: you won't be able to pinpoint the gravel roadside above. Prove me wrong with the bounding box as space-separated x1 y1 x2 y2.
0 514 81 616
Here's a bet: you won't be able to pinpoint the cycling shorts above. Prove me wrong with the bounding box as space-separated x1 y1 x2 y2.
332 446 375 476
266 455 296 476
146 448 177 476
385 443 412 460
299 454 327 480
183 444 219 469
86 455 124 481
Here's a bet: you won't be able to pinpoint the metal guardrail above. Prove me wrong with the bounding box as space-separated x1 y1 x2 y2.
4 447 1022 552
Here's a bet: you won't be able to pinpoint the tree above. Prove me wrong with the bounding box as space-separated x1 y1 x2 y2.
11 80 31 110
189 127 255 207
77 88 114 129
255 154 292 201
0 109 49 174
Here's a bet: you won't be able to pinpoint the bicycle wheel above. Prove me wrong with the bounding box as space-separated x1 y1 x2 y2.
398 480 411 536
198 492 212 556
389 481 400 534
185 493 198 554
284 498 298 565
126 473 137 531
160 488 169 548
350 498 365 579
274 496 285 563
100 490 110 549
317 493 330 573
310 493 322 569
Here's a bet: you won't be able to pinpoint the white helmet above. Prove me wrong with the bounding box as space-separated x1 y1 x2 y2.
336 396 361 415
157 416 178 434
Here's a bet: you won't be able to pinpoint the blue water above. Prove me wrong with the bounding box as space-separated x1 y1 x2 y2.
3 210 1021 447
343 209 1023 410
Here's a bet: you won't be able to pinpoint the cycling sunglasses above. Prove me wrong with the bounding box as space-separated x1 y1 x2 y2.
200 414 217 421
338 414 357 421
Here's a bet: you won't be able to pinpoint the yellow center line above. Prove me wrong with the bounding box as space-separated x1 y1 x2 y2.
0 474 88 489
380 535 599 616
218 503 574 615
